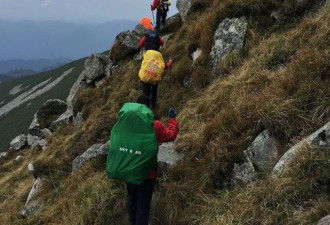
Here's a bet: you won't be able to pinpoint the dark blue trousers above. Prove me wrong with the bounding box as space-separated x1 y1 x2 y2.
127 178 156 225
155 9 168 33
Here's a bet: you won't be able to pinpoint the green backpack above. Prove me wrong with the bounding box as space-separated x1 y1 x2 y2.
106 103 157 185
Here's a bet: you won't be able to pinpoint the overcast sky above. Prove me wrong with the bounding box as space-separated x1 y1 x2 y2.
0 0 178 24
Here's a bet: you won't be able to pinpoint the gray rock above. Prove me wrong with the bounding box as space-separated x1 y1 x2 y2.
15 155 23 162
49 106 74 131
273 121 330 176
67 72 88 107
176 0 194 21
191 48 202 61
270 10 282 21
27 134 47 150
157 142 184 174
72 142 109 171
112 30 140 61
232 160 256 188
84 53 110 84
73 112 84 132
28 161 35 173
21 177 43 218
132 24 149 37
317 214 330 225
183 75 193 88
29 99 67 134
10 134 28 150
244 130 279 171
0 152 8 159
210 17 248 74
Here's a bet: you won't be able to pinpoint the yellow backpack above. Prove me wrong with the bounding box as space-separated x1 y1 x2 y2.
139 50 165 85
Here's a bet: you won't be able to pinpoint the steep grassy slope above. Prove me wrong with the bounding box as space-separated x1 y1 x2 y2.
0 0 329 225
0 58 86 152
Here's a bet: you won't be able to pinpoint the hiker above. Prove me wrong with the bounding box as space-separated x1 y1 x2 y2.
127 95 178 225
151 0 172 33
106 95 179 225
139 51 172 108
138 17 164 52
138 29 165 52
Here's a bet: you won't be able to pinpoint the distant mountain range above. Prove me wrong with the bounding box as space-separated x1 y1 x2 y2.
0 19 137 61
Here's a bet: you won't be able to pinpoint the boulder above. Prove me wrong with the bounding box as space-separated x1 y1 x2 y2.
317 214 330 225
72 142 109 171
67 72 88 108
29 99 67 134
21 177 43 218
273 121 330 176
157 142 184 174
15 155 23 162
244 130 279 171
232 160 256 188
10 134 28 150
84 53 110 84
111 30 140 61
49 106 74 131
161 33 174 48
27 134 47 150
132 24 149 37
176 0 194 21
210 17 248 74
0 152 8 159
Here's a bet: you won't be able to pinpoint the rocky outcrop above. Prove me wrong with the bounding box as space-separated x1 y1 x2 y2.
111 31 140 61
176 0 194 21
49 106 74 131
157 142 184 174
10 134 27 150
317 214 330 225
244 130 279 171
72 142 109 171
273 121 330 176
132 24 149 37
232 160 256 188
27 134 47 150
21 177 43 218
84 53 112 84
210 17 248 74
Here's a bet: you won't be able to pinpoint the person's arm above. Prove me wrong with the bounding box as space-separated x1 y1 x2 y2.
154 119 178 143
138 36 145 48
151 0 159 11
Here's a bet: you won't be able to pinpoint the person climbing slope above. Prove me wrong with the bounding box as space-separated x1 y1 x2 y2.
106 95 179 225
151 0 172 33
138 17 165 52
139 50 172 109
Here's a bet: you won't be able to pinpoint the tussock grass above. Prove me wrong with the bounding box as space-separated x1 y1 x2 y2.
0 1 329 225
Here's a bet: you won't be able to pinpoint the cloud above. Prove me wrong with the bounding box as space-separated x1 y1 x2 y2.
41 0 55 7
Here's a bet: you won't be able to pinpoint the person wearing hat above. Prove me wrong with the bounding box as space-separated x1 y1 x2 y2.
138 17 165 52
126 95 178 225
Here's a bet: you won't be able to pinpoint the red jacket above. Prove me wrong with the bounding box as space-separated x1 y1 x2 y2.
148 118 179 178
151 0 160 11
138 36 164 48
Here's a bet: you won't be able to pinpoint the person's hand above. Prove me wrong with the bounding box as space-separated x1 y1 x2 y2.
169 108 176 118
166 62 172 68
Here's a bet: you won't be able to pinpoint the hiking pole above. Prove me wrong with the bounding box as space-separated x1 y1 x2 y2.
151 5 156 26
